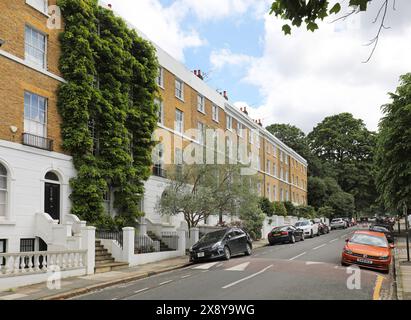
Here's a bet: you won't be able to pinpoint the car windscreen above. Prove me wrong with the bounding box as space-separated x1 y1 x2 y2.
295 221 308 227
371 226 389 233
198 230 227 243
331 219 341 223
271 226 289 232
349 234 388 248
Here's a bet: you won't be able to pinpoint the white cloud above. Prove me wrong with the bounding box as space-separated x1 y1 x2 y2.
238 1 411 133
210 48 254 70
102 0 205 62
103 0 270 62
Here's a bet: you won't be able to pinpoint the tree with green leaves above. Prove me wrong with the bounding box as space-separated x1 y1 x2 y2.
273 201 287 217
157 164 262 229
375 73 411 212
269 0 394 62
58 0 158 228
259 197 275 217
307 113 378 213
266 123 334 178
325 191 355 218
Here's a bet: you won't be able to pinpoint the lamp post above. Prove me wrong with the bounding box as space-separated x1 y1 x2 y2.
405 204 410 262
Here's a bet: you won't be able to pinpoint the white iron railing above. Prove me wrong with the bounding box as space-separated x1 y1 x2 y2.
0 250 87 276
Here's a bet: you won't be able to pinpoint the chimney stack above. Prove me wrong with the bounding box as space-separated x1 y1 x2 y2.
223 91 228 100
108 3 112 9
194 70 197 76
243 107 248 115
258 119 263 127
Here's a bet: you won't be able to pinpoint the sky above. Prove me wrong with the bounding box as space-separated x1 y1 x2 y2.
103 0 411 133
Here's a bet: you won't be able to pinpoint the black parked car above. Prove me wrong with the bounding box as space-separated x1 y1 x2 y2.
318 222 330 235
369 225 394 243
268 225 304 245
189 228 252 262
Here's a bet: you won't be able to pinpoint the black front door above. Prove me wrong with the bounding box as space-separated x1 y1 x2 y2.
45 183 60 221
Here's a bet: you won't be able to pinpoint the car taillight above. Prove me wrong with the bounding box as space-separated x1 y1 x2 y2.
281 231 288 235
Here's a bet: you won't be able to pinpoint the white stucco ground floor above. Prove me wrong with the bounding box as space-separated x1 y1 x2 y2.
0 140 76 253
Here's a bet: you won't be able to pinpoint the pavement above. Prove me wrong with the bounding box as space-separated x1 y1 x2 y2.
393 227 411 300
70 227 394 300
0 240 268 300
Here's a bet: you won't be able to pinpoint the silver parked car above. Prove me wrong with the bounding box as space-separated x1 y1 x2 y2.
330 218 347 230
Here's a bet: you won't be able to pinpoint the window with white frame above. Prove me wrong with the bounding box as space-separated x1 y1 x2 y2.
26 0 48 14
197 95 205 113
267 184 271 201
237 122 244 138
285 154 288 164
25 25 46 69
273 144 277 157
286 171 289 182
0 164 7 218
280 188 284 201
175 109 184 134
226 115 233 131
249 129 253 144
226 137 233 158
175 79 184 100
257 156 261 171
156 67 164 88
266 160 271 174
280 167 284 180
24 91 47 137
273 163 277 177
273 185 277 201
212 104 219 122
197 122 205 145
175 148 183 165
154 99 164 125
279 150 283 162
286 190 289 201
296 176 299 186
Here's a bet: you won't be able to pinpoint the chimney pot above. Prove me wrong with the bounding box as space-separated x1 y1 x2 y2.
108 4 112 8
194 70 197 75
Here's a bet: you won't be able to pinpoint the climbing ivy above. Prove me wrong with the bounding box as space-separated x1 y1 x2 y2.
57 0 159 228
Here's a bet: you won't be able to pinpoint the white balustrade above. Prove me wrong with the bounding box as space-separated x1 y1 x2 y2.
0 250 87 276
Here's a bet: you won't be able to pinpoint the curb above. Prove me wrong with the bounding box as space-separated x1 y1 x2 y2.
394 246 403 300
40 262 193 300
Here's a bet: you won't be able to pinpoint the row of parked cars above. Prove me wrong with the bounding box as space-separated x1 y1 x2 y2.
268 218 336 245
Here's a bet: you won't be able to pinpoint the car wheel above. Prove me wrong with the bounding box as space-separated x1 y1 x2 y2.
224 246 231 260
301 233 305 241
290 235 296 244
245 243 252 256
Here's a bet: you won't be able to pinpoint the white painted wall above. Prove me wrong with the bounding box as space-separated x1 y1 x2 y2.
0 140 76 252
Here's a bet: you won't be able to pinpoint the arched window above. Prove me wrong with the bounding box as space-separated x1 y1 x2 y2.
45 171 59 182
0 164 7 218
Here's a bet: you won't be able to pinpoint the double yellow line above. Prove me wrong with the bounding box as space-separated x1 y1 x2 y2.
373 275 385 300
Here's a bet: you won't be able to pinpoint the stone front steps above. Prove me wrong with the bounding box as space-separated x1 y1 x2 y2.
94 240 128 274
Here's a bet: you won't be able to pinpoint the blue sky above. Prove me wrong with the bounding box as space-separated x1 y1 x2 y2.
105 0 411 133
182 9 265 107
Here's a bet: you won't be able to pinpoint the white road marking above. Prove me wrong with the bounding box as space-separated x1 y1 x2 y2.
0 294 27 300
225 262 250 271
289 252 307 261
111 298 118 300
329 239 338 243
134 288 149 294
192 262 219 270
181 274 191 279
159 280 173 286
313 244 326 250
305 261 325 265
222 265 273 289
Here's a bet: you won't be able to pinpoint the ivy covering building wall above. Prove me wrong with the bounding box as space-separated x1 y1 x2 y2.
57 0 159 228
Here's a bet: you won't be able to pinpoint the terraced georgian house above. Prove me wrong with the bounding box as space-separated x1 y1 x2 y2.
0 0 307 285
